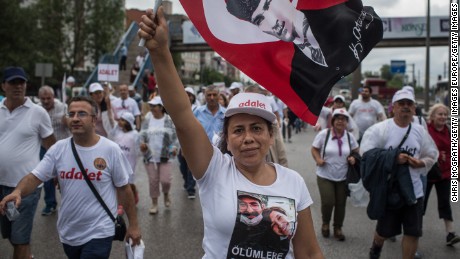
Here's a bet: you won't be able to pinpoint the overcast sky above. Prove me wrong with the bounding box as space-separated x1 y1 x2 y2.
126 0 450 88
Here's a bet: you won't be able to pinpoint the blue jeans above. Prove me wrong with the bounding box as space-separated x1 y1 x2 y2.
62 236 113 259
40 146 57 208
177 151 195 195
0 186 41 244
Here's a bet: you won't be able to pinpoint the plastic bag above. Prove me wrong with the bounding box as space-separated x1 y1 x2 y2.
125 238 145 259
348 180 369 208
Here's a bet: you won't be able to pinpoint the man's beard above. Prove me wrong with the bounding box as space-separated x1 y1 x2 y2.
240 213 263 226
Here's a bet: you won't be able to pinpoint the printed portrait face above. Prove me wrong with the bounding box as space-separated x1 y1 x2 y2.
238 195 264 226
250 0 297 42
269 210 292 236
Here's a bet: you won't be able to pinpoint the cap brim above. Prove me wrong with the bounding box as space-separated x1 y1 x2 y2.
5 75 27 82
225 107 276 123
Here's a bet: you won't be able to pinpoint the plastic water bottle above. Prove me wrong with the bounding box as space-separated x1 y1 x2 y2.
143 148 153 164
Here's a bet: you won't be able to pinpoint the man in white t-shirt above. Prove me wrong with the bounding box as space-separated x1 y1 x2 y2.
361 90 438 259
0 67 56 259
0 96 141 258
348 86 386 141
111 84 141 131
38 85 71 216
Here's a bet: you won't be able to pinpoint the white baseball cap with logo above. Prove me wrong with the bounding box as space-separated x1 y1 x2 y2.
332 108 350 120
224 93 276 123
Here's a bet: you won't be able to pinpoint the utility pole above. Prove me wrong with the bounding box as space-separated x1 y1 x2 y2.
424 0 431 111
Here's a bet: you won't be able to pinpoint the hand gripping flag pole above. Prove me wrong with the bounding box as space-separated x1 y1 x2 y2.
139 0 163 47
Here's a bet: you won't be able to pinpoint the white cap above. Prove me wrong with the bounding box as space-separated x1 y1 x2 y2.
67 76 75 83
120 112 136 130
333 95 345 102
185 86 195 96
392 89 415 104
229 82 243 90
332 108 350 120
402 85 415 95
225 93 276 123
89 83 103 93
128 85 135 91
148 96 163 106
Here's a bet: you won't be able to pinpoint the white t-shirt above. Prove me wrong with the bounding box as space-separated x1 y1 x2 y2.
348 99 385 134
111 97 141 120
110 126 140 182
267 96 281 119
312 129 359 181
0 98 54 187
197 146 313 258
361 119 439 198
145 115 166 163
32 137 132 246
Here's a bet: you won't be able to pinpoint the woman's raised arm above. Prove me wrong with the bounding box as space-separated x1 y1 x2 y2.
138 7 213 179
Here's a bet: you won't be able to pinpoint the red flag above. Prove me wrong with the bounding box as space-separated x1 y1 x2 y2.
179 0 383 124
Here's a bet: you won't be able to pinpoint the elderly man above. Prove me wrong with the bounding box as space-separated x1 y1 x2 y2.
111 84 141 131
360 90 438 259
38 86 71 215
0 67 56 259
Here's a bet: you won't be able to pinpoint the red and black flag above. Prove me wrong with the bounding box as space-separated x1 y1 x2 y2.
179 0 383 124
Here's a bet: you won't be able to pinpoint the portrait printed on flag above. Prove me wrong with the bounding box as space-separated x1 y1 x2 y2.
180 0 383 124
227 191 296 258
205 0 327 67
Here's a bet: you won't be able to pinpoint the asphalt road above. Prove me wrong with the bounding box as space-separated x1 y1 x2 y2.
1 128 459 258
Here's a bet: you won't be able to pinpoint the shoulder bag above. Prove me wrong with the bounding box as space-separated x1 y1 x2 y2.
70 138 126 242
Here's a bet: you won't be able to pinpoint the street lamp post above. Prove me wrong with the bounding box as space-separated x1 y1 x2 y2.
424 0 431 111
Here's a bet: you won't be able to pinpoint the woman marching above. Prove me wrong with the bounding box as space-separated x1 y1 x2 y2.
140 96 177 214
138 7 323 258
424 104 460 246
311 108 359 241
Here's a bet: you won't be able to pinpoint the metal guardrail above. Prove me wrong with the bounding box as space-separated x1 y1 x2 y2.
82 22 140 91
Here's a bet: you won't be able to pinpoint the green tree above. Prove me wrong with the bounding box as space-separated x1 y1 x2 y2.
0 1 41 71
380 64 392 81
85 0 124 66
201 67 224 85
387 73 404 88
0 0 124 81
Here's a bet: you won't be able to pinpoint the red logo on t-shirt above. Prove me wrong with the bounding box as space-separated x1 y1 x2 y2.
59 168 102 181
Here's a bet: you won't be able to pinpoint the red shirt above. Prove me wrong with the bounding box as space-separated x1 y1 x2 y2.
427 123 451 180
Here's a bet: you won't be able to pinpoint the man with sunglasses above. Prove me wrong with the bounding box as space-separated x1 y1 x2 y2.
360 90 438 259
0 66 56 259
0 96 141 258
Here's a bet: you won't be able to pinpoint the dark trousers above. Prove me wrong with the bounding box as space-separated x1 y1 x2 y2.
424 178 453 221
178 151 195 195
40 147 57 208
63 236 113 259
119 56 127 70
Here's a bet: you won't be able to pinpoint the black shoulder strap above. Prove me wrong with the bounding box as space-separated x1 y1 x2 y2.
347 131 352 151
70 138 115 222
322 129 331 159
397 123 412 149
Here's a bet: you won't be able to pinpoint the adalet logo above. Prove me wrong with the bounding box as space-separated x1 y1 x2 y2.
238 100 266 109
